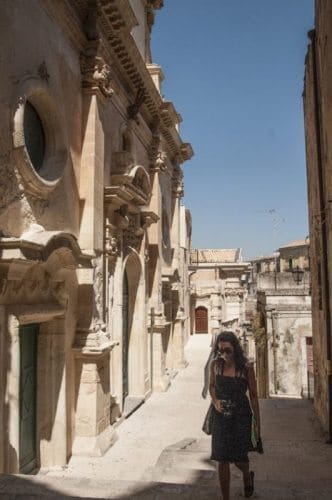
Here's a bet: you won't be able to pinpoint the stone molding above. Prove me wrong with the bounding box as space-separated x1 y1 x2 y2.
258 289 311 296
8 303 64 325
11 76 68 198
106 164 151 208
95 0 193 164
72 340 119 358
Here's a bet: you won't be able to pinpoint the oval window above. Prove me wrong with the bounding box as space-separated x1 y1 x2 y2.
23 101 45 172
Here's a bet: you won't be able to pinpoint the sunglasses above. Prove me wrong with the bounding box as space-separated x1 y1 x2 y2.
219 348 233 355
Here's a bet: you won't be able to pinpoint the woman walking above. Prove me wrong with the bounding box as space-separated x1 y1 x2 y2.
209 331 261 499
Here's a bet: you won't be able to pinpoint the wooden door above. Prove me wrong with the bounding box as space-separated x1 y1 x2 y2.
195 307 208 333
306 337 314 399
19 324 38 472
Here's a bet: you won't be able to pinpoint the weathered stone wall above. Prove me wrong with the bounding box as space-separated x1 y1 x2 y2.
0 0 81 238
303 0 332 435
257 291 312 398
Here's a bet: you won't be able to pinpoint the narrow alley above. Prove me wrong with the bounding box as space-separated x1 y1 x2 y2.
0 335 331 499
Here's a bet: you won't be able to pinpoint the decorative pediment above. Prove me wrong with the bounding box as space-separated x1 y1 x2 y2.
107 164 151 207
130 165 150 198
0 229 89 305
0 229 87 266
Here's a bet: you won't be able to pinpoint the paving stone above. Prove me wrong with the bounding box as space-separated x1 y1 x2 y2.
1 336 332 499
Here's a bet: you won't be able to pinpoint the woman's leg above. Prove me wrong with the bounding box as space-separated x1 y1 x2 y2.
218 461 230 500
234 460 251 486
235 462 253 496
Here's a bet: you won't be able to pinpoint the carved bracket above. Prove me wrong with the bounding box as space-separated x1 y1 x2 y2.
127 88 146 121
81 42 114 98
123 213 144 251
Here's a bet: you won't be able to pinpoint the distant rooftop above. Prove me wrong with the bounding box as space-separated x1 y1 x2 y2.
279 238 309 249
251 255 275 262
190 248 241 263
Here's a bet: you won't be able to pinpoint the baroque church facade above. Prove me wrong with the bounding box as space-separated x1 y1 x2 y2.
0 0 192 473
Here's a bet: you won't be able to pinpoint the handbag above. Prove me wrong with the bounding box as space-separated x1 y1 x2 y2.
202 403 214 435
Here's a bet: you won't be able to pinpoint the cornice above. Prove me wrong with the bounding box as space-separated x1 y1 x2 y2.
97 0 193 164
45 0 192 164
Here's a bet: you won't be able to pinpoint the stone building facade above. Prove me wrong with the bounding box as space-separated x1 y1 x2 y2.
0 0 193 474
303 0 332 439
189 249 250 344
250 242 312 399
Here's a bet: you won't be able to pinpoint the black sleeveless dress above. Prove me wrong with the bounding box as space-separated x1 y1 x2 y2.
211 366 254 463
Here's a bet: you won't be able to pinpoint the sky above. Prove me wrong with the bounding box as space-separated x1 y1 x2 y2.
151 0 315 260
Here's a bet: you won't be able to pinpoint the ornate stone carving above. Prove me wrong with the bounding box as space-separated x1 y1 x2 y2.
0 154 22 212
0 273 57 303
106 235 119 258
81 48 114 98
92 255 106 332
224 288 243 303
172 167 184 198
127 88 146 121
132 172 145 192
105 224 120 274
141 211 159 230
114 205 129 229
155 151 167 172
93 61 114 97
28 193 50 217
123 214 144 251
148 117 164 171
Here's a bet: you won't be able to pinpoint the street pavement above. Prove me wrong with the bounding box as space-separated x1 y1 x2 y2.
1 334 332 499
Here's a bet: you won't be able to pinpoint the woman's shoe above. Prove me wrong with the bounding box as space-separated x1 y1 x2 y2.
244 470 254 498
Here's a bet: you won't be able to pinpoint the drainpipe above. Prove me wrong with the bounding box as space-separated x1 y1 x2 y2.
309 29 332 442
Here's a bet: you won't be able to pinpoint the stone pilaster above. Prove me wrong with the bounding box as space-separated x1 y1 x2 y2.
5 315 20 473
72 351 117 456
79 94 105 253
171 318 187 369
151 329 171 392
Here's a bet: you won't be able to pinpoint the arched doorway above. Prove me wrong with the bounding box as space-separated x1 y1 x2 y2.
122 269 129 404
195 306 208 333
122 251 143 411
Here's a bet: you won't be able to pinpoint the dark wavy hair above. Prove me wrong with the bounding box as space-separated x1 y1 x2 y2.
213 331 248 370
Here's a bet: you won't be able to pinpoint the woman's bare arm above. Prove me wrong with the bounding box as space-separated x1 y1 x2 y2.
209 360 223 412
247 364 261 437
